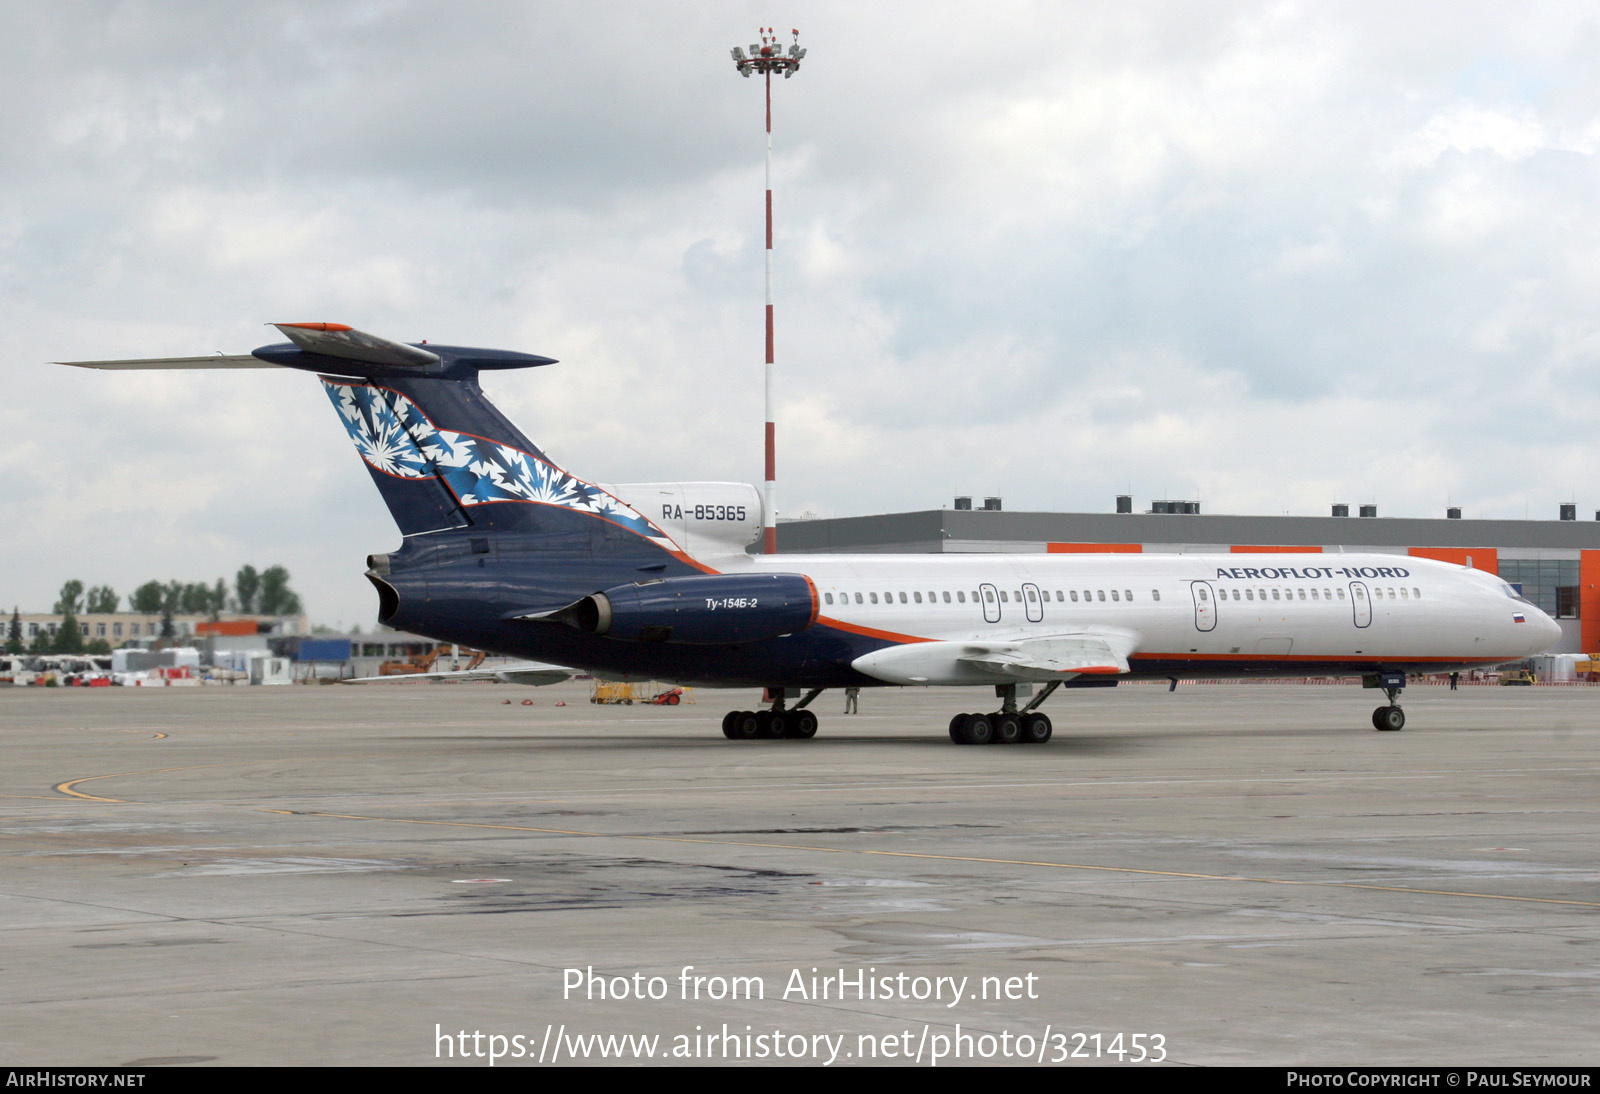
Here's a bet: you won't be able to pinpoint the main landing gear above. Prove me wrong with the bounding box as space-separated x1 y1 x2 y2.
949 682 1059 745
1364 671 1407 732
721 688 823 741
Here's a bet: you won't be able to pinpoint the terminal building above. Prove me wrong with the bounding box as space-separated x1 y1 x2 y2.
776 497 1600 655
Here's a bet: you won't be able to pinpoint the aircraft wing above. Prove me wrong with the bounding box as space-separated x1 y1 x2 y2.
852 630 1136 686
344 661 575 687
955 633 1132 682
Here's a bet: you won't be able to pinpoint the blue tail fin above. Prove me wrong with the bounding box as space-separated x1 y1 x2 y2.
255 323 666 544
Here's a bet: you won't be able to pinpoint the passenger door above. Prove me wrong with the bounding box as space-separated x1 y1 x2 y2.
979 583 1001 624
1350 581 1371 628
1022 582 1044 623
1190 581 1217 632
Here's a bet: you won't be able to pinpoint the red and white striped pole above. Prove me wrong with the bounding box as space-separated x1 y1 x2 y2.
733 29 805 554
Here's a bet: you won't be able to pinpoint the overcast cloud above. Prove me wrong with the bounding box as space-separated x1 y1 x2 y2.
5 1 1600 628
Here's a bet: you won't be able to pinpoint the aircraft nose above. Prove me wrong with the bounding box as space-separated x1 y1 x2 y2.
1526 607 1562 653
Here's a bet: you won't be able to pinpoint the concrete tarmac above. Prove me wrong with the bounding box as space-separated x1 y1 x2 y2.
2 680 1597 1067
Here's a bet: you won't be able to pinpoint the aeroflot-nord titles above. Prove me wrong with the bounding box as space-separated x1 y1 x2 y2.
63 323 1562 745
1216 565 1412 581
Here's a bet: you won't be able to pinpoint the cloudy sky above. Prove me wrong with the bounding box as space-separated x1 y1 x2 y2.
5 1 1600 628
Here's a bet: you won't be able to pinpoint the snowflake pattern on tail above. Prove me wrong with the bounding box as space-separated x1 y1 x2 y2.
322 380 664 541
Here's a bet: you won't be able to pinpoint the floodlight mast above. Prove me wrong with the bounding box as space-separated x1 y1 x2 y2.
731 28 805 554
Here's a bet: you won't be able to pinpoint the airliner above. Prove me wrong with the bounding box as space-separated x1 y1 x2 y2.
64 323 1562 744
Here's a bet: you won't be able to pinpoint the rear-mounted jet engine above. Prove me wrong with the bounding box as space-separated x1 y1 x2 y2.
537 572 818 645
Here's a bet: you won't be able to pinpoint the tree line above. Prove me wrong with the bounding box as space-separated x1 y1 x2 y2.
5 566 302 655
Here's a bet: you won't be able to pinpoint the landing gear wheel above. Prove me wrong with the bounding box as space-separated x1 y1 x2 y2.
764 712 788 739
993 713 1022 744
721 710 740 739
1374 706 1405 732
1020 713 1052 743
957 713 994 745
734 711 762 739
791 710 818 739
949 714 966 742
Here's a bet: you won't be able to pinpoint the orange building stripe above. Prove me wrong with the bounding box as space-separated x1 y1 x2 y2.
1047 543 1142 553
1230 545 1323 553
1408 547 1498 572
1581 550 1600 654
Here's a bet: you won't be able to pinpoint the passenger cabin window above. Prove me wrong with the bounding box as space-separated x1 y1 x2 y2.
957 591 966 603
1124 590 1132 601
869 592 878 604
1097 590 1106 602
1026 588 1038 602
1338 588 1346 599
824 592 834 605
1152 590 1160 601
913 591 922 603
984 589 996 603
854 592 863 604
1111 590 1120 602
899 592 908 604
943 591 951 603
1070 591 1079 602
1199 588 1209 600
1000 591 1009 602
1413 588 1421 598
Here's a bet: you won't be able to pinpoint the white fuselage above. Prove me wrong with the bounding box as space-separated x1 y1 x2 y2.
730 550 1560 684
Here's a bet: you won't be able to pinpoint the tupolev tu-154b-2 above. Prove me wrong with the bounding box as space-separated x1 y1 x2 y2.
63 322 1562 744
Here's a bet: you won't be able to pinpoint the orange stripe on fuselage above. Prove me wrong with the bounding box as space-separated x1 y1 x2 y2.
1133 652 1508 664
812 615 934 645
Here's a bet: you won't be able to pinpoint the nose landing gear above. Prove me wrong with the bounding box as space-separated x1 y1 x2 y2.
1364 672 1407 731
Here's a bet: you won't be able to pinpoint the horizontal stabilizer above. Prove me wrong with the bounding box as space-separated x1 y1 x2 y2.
271 322 440 369
56 355 276 370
